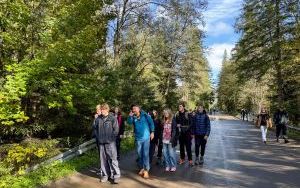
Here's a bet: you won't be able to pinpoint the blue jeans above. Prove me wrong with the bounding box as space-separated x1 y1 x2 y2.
163 143 177 168
136 139 150 171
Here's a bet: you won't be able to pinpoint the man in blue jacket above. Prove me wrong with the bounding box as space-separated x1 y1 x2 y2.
127 104 154 179
191 104 211 165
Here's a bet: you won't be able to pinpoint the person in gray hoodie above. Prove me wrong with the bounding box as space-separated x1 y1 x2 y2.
93 103 120 184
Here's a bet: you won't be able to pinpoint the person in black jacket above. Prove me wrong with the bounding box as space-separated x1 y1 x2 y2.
149 110 163 165
273 107 289 143
114 107 125 161
162 109 178 172
93 103 121 184
175 103 193 166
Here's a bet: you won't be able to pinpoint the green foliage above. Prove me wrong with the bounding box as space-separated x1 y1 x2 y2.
0 136 135 188
5 144 47 175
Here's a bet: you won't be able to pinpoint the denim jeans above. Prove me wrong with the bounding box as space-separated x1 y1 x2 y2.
136 138 150 171
163 143 177 168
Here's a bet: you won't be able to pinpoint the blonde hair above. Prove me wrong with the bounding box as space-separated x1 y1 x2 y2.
96 104 101 110
163 109 173 123
100 103 110 111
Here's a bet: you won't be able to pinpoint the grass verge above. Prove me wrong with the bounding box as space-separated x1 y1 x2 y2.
0 136 135 188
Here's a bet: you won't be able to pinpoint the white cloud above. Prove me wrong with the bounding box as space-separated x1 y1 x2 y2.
205 21 233 36
206 43 235 77
205 0 243 24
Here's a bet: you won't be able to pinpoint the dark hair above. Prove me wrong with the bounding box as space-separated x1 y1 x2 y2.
178 102 185 108
131 104 140 110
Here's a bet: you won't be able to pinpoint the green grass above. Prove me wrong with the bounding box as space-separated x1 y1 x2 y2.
0 136 135 188
288 129 300 140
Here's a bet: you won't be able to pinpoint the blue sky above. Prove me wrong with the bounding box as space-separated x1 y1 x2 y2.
202 0 243 84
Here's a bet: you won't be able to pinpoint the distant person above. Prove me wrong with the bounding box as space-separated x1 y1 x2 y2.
92 103 120 183
241 109 246 121
127 104 154 179
149 110 163 165
274 107 289 143
213 108 216 115
162 109 178 172
175 103 193 166
114 107 125 161
191 104 211 165
256 106 271 144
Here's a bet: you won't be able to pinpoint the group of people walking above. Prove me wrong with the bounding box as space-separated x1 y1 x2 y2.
92 102 211 184
256 105 290 144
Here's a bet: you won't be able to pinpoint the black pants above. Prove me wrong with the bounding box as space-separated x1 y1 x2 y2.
149 138 163 163
179 131 192 160
195 135 207 157
276 124 287 138
116 137 121 160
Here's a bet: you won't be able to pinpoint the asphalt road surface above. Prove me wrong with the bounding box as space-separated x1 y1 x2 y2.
47 114 300 188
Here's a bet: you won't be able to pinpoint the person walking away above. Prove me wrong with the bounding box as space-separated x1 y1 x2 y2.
92 103 121 184
274 107 289 143
241 109 246 121
175 103 193 166
256 106 271 144
162 109 178 172
114 107 125 160
127 104 155 179
191 105 211 165
149 110 163 165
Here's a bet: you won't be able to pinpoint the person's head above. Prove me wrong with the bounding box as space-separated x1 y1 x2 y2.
115 107 121 115
163 109 173 122
100 103 110 116
152 110 158 118
178 102 185 112
260 105 267 113
197 105 204 113
131 104 141 116
96 105 101 115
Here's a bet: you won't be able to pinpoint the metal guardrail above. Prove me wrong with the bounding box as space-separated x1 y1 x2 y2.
26 131 133 173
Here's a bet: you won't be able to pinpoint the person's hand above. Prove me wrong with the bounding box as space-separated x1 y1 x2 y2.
177 124 181 128
204 136 208 140
129 111 134 117
120 135 124 139
94 114 99 118
150 132 154 140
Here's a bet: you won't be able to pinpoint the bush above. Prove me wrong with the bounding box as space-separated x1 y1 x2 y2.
5 144 47 175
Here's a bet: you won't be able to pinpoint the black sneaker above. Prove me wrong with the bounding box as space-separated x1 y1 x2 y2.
263 141 267 144
194 157 200 165
199 156 204 165
276 138 279 142
284 139 289 144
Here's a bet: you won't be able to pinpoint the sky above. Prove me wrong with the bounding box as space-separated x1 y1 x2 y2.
202 0 243 85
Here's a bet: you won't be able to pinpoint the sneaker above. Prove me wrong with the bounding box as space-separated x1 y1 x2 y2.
143 170 149 179
100 177 108 183
194 157 200 165
178 159 185 165
138 169 145 176
276 138 279 142
113 178 120 184
189 160 193 166
165 167 170 171
170 167 176 172
199 156 204 165
284 139 289 144
263 141 267 144
156 158 162 165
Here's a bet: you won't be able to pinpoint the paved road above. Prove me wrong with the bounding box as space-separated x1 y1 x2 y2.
47 115 300 188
